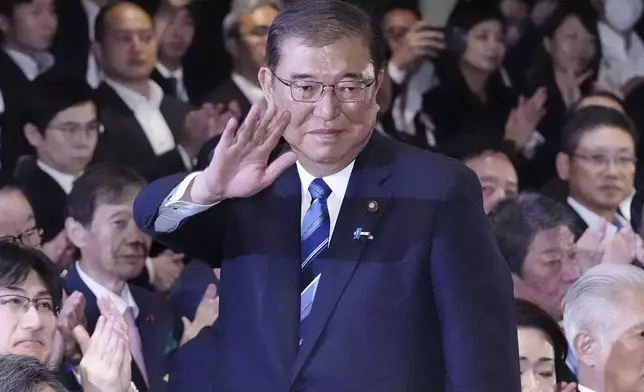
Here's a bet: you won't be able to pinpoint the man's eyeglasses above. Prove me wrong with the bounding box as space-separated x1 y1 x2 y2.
0 294 59 316
571 153 637 169
272 73 377 103
47 121 104 139
0 227 43 248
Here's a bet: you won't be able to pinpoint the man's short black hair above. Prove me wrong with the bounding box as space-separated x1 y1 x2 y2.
441 134 517 163
67 164 147 228
0 240 62 309
0 355 67 391
569 90 625 114
94 2 153 44
0 0 33 18
488 193 575 277
561 106 638 155
266 0 386 73
21 69 95 135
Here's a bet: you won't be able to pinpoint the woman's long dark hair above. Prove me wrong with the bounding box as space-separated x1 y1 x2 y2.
516 299 571 384
526 0 602 93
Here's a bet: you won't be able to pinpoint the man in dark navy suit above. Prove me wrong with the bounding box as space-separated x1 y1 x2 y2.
135 1 521 391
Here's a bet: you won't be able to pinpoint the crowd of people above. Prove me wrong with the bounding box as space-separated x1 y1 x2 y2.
0 0 644 390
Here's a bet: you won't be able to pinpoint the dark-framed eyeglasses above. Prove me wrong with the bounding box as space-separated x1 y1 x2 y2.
47 121 105 138
571 152 637 169
0 294 60 316
272 73 377 103
0 227 43 248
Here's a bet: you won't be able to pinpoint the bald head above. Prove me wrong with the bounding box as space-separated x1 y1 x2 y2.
93 1 157 83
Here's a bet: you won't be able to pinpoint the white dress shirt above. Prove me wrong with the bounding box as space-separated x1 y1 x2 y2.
3 47 54 81
0 90 4 114
596 21 644 90
577 385 597 392
80 0 102 88
156 63 189 103
104 78 191 169
75 262 140 318
36 160 78 194
568 197 629 238
154 161 354 236
231 72 265 106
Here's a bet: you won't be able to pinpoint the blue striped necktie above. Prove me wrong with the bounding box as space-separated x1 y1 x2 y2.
299 178 331 344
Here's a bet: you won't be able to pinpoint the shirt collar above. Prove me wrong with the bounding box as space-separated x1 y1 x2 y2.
156 62 183 79
80 0 101 41
104 78 164 112
36 160 78 195
296 160 355 200
75 262 139 318
231 72 265 105
3 47 54 81
578 385 597 392
567 196 628 234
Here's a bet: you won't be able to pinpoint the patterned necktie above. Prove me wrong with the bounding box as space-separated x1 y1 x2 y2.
301 178 332 289
123 307 149 387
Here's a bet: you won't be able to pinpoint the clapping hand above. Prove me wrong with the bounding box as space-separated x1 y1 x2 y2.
188 103 296 205
559 68 593 108
389 21 445 72
180 283 219 346
505 87 547 150
557 382 577 392
55 291 86 364
73 298 132 392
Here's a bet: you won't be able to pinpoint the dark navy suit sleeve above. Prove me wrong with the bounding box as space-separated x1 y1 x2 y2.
430 165 520 391
133 173 226 265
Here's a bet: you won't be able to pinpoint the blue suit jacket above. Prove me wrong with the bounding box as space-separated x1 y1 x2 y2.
134 134 521 392
64 265 175 392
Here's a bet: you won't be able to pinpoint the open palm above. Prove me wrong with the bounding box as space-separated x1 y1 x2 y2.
190 104 297 204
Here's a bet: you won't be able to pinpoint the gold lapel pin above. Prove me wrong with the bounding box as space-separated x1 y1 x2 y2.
367 201 378 212
146 314 154 323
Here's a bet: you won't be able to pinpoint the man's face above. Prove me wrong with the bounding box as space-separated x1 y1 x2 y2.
27 102 99 175
0 190 41 248
236 5 277 73
382 9 420 54
560 126 636 215
515 226 580 319
76 192 151 282
0 0 57 53
261 36 382 171
96 4 157 83
500 0 529 46
158 7 194 63
591 288 644 392
0 270 56 363
464 151 518 213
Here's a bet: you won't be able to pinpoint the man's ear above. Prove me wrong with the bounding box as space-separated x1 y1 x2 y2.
258 67 274 103
65 217 88 249
23 123 43 148
574 331 599 367
556 152 572 181
543 36 552 55
91 42 103 68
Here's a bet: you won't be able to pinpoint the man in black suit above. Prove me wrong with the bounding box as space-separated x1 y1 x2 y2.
90 2 219 181
555 106 637 239
0 0 58 174
151 3 195 103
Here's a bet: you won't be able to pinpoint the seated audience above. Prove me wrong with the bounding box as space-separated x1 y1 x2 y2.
64 164 175 392
152 3 196 104
17 71 97 264
489 193 580 320
562 264 644 392
520 1 602 190
0 354 67 392
0 0 58 174
443 136 518 213
516 299 576 390
556 106 637 238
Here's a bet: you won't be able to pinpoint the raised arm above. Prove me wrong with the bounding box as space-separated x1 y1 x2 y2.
430 165 520 392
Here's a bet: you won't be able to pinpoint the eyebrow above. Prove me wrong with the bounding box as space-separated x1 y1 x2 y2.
519 357 554 362
3 286 26 293
34 290 51 298
289 72 368 80
479 176 518 186
108 210 132 220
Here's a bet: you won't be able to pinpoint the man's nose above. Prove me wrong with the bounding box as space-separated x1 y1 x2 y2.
19 305 44 331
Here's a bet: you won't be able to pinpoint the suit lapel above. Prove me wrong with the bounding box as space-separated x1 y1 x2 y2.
134 290 161 390
265 164 302 377
290 135 393 383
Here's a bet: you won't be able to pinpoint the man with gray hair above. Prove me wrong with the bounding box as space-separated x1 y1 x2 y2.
562 264 644 392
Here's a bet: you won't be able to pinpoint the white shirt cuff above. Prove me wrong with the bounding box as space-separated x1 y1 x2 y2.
387 62 407 85
522 131 545 159
145 257 156 285
154 171 219 233
176 145 194 171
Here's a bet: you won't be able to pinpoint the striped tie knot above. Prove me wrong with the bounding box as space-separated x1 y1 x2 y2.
309 178 332 201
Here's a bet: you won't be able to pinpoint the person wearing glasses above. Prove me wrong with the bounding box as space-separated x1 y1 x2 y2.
16 70 100 269
555 106 638 240
135 1 520 391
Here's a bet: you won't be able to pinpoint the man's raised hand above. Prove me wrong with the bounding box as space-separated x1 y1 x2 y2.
189 104 296 205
